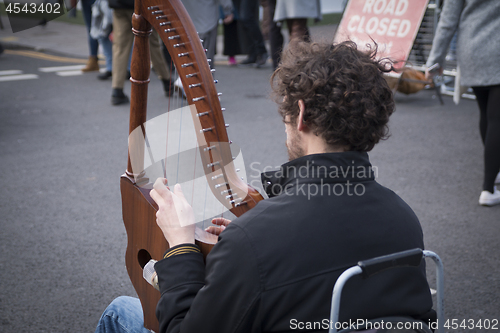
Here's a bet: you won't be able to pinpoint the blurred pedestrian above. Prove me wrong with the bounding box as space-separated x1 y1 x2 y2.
266 0 283 70
180 0 234 68
89 0 114 80
236 0 268 67
220 4 241 66
260 0 270 40
268 0 321 71
81 0 100 72
108 0 174 105
273 0 321 42
426 0 500 206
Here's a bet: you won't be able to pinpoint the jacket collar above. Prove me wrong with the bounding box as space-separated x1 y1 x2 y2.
261 152 375 198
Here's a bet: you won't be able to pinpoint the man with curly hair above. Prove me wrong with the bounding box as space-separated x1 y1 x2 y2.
95 40 435 333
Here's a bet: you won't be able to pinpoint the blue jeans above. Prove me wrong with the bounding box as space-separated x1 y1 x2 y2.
81 0 99 57
94 296 152 333
98 35 113 72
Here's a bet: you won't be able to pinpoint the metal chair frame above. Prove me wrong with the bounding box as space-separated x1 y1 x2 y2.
329 249 444 333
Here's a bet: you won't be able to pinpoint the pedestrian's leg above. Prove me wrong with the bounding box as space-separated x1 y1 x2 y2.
239 0 267 64
149 29 174 96
287 19 309 41
97 35 113 80
149 29 171 81
81 0 100 71
480 85 500 193
268 0 283 70
111 9 134 104
473 86 489 144
198 27 218 68
100 36 113 73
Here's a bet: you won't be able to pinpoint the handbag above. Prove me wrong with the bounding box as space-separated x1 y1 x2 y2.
90 0 113 40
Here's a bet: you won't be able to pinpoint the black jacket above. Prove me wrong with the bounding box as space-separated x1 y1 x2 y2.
108 0 133 10
155 152 435 332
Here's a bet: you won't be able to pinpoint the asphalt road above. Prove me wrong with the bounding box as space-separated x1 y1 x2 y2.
0 49 499 333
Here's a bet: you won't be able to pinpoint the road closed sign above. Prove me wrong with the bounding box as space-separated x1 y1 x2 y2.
334 0 430 69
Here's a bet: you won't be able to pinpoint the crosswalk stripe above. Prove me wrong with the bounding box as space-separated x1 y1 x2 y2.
0 74 39 82
39 65 86 72
56 70 84 77
0 70 23 76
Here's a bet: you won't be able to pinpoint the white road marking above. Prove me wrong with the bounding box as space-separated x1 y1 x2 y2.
0 70 23 76
56 70 84 76
0 74 39 82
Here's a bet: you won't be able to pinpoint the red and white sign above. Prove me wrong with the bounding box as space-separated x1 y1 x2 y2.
334 0 429 69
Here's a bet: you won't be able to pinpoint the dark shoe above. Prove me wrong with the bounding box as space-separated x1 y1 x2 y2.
98 71 112 80
111 88 129 105
239 56 257 66
255 52 269 68
162 79 176 97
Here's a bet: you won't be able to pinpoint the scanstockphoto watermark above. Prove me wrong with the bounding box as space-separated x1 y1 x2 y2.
290 318 427 331
249 161 378 198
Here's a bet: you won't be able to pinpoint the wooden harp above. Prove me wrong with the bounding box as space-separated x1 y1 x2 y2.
120 0 264 331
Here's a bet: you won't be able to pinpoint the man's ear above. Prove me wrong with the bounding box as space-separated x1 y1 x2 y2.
297 99 307 132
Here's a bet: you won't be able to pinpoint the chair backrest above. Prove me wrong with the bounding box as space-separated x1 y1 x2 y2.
329 249 444 333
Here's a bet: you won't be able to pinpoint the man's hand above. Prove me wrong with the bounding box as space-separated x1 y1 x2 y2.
150 178 195 247
223 13 234 24
205 217 232 236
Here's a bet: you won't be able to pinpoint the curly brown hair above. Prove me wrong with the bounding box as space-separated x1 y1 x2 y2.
271 40 395 152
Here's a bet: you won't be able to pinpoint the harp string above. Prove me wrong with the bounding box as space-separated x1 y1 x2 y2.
157 59 219 235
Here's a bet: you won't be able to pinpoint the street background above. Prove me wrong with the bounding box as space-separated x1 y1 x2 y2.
1 7 499 333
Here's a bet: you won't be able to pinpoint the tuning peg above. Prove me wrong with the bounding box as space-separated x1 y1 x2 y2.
212 174 224 180
214 79 218 84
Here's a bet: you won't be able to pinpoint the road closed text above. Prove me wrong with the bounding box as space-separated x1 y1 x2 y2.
347 0 412 37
